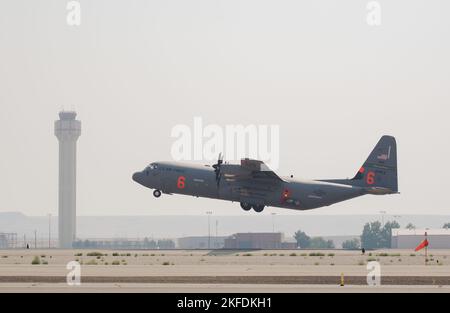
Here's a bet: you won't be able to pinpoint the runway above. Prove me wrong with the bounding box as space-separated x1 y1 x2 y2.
1 283 450 293
1 249 449 292
1 275 450 285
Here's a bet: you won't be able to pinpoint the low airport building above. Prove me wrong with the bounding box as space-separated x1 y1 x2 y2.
0 232 17 249
72 237 176 249
391 228 450 249
177 236 227 249
224 232 297 249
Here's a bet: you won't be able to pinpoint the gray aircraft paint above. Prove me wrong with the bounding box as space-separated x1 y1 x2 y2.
132 136 398 212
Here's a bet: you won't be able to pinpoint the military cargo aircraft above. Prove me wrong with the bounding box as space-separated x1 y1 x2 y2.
132 136 398 212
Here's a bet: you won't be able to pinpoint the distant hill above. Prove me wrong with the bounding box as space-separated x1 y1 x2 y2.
1 212 449 240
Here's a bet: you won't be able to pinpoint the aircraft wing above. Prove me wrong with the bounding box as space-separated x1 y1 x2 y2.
221 158 286 183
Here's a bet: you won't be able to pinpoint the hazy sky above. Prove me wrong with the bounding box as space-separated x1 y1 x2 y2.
1 0 449 216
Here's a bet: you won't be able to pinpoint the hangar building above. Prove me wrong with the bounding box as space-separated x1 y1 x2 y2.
391 228 450 249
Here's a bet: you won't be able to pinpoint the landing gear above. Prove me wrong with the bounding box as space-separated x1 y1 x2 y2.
240 202 265 212
153 189 161 198
240 202 252 211
253 204 265 213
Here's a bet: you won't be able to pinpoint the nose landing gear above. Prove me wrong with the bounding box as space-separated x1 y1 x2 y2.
153 189 162 198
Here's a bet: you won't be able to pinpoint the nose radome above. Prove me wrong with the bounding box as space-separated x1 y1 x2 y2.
132 172 141 183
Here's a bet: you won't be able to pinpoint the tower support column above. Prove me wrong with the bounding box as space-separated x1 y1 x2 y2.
54 111 81 249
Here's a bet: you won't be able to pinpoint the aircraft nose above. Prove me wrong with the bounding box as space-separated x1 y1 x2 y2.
132 171 143 184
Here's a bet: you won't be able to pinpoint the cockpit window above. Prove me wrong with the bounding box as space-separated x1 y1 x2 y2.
149 164 158 170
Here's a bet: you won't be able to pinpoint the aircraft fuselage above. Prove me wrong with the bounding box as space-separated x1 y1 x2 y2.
132 161 365 211
132 136 398 213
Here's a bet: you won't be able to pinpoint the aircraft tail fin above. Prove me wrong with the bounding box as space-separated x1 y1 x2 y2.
350 135 398 193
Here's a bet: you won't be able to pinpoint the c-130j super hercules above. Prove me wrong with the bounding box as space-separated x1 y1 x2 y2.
132 136 398 213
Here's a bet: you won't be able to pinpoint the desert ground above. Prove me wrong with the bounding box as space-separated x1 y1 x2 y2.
0 249 449 292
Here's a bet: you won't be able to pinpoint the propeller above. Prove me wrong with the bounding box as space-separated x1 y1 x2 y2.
212 153 223 186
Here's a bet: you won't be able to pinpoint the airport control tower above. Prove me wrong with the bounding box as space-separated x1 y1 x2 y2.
54 111 81 248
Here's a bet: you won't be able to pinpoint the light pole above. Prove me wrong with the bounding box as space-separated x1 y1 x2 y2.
393 215 402 227
215 219 218 248
206 211 212 249
34 230 37 249
271 213 276 233
48 213 51 248
380 210 387 226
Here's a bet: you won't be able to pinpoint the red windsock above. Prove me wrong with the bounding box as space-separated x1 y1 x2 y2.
415 239 429 252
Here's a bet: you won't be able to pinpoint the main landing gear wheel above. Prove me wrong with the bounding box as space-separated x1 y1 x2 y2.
240 202 252 211
153 189 161 198
253 204 265 213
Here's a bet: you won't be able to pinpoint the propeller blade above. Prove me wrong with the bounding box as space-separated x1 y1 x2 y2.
213 153 223 186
